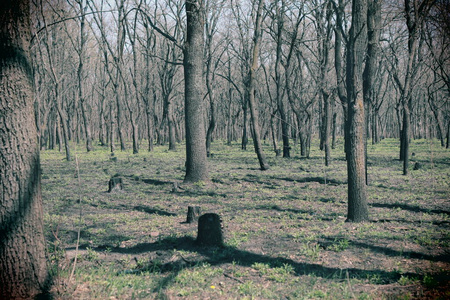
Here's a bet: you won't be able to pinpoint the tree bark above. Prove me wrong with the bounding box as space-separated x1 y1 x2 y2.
0 0 49 298
247 0 269 170
345 0 369 222
274 0 290 158
363 0 381 184
77 0 93 152
183 0 209 183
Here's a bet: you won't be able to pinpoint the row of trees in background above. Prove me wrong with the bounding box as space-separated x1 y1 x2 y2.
0 0 447 297
31 0 449 161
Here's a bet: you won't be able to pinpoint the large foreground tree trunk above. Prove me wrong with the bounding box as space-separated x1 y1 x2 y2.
184 0 209 183
345 0 369 222
0 0 49 298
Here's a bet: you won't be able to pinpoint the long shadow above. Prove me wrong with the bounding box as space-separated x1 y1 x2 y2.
133 205 177 216
370 203 450 215
141 178 170 186
255 204 312 215
254 204 339 222
374 184 449 195
319 237 450 263
274 176 346 185
349 240 450 263
105 236 420 285
238 175 345 187
372 218 450 226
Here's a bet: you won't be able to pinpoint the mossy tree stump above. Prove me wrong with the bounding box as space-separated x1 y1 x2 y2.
196 213 223 246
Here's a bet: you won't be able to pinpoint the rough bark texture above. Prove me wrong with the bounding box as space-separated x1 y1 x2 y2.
183 0 209 183
345 0 369 222
0 0 49 298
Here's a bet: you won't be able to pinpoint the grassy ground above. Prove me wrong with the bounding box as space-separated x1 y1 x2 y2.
41 138 450 299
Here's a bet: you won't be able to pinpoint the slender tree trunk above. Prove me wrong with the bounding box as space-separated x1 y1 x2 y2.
345 0 369 222
274 0 290 158
110 102 116 153
247 0 269 170
146 108 154 151
324 92 332 166
184 0 209 182
241 98 248 150
446 120 450 149
78 0 93 152
206 99 216 157
332 108 337 149
271 112 280 156
114 84 126 151
55 88 72 161
0 1 49 297
362 0 381 182
402 106 411 175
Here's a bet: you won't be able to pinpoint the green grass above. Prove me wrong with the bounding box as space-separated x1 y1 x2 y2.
41 138 450 299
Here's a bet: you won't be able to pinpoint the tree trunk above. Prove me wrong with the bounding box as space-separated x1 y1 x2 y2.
55 90 72 161
241 98 248 150
146 108 154 152
402 107 411 175
247 0 269 170
110 102 116 153
183 0 209 183
274 1 290 158
345 0 369 222
0 1 49 298
324 92 332 166
78 0 93 152
205 99 216 157
446 120 450 149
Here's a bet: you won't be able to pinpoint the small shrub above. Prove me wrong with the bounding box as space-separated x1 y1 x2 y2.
327 238 350 252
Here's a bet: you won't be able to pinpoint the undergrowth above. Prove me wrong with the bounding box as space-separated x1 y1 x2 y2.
41 138 450 299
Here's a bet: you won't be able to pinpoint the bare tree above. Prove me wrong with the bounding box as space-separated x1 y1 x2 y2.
247 0 269 170
345 0 369 222
0 0 48 297
183 0 209 182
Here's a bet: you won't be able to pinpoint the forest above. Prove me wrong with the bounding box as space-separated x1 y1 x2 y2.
0 0 449 299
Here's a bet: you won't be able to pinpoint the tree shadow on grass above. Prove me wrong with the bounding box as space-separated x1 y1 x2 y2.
255 204 312 215
253 204 339 221
237 175 345 188
370 203 450 215
372 218 450 226
141 178 171 186
319 237 450 263
104 236 425 298
273 176 346 185
133 205 177 216
350 240 450 263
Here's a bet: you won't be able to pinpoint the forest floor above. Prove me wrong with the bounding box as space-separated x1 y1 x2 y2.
41 138 449 299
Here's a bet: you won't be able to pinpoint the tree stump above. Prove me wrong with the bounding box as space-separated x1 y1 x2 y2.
108 177 123 192
196 213 223 246
186 206 201 223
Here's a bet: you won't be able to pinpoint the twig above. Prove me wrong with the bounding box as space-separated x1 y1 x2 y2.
69 154 83 283
223 272 245 284
346 269 357 300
